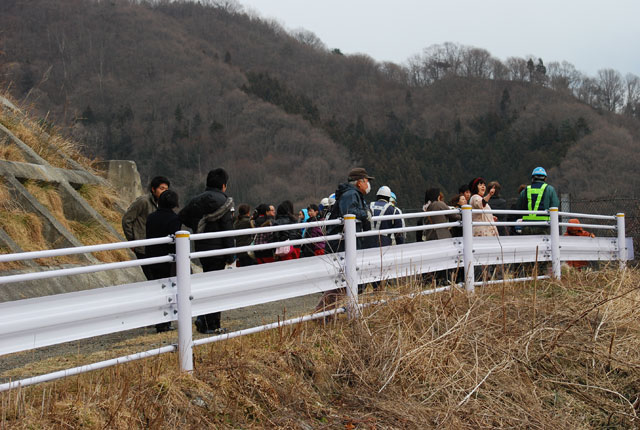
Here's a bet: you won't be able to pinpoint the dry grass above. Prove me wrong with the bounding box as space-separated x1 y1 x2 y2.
0 141 26 162
0 92 93 169
21 180 128 263
2 268 640 429
75 183 126 236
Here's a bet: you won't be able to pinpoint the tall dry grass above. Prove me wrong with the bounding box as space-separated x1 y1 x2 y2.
0 93 93 170
1 268 639 429
22 180 128 263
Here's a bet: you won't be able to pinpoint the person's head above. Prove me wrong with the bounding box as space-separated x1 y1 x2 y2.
458 184 471 201
237 203 251 218
389 192 397 206
254 203 269 217
531 166 547 183
376 185 392 202
277 200 294 218
319 198 329 212
424 188 441 204
157 189 178 209
206 168 229 191
450 194 466 207
487 181 501 197
567 218 584 235
268 205 276 217
307 203 319 218
469 177 486 196
298 208 308 221
149 176 170 199
348 167 374 195
517 184 527 194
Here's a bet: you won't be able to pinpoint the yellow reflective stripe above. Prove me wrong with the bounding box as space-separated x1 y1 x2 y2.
175 233 190 238
525 183 548 220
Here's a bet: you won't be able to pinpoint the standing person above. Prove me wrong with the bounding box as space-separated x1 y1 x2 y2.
302 204 325 257
418 188 461 241
448 193 467 238
145 190 181 333
234 204 255 268
122 176 170 279
369 185 405 247
516 166 560 235
253 204 276 264
326 167 375 252
178 168 234 335
272 200 302 261
318 167 374 317
469 177 499 237
487 181 508 235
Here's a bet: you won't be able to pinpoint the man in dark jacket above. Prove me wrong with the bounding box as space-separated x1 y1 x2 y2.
327 167 374 252
178 168 234 334
122 176 170 279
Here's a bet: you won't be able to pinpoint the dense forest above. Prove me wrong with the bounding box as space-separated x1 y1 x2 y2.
1 0 639 209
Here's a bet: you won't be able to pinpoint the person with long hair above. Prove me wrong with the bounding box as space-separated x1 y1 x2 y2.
468 177 498 237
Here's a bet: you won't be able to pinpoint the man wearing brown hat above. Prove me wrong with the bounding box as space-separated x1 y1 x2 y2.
326 167 375 252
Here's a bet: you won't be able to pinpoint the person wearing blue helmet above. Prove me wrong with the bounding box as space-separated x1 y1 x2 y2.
516 166 560 234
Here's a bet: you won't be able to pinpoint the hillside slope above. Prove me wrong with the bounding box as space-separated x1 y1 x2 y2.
1 0 639 207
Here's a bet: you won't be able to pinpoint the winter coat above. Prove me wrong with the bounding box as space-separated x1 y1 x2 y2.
272 214 302 243
302 215 325 257
327 182 371 251
233 215 254 248
370 199 405 247
122 193 158 254
145 207 182 279
178 187 234 262
419 200 461 241
516 180 560 214
470 194 499 237
253 215 275 259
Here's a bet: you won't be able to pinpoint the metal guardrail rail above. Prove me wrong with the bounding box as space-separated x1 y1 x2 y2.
0 206 629 391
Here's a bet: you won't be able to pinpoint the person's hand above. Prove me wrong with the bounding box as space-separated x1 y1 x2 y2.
493 216 498 222
489 187 496 197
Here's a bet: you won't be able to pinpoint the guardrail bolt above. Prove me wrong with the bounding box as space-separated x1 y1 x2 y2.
189 295 194 300
167 297 173 303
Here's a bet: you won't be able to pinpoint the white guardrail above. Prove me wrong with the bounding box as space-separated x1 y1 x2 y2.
0 206 630 391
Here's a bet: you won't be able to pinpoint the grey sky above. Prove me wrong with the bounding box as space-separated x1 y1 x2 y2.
239 0 640 77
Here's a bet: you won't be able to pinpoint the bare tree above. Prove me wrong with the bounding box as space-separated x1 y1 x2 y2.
624 73 640 117
596 68 625 112
461 47 492 79
506 57 528 82
546 61 580 92
291 28 326 51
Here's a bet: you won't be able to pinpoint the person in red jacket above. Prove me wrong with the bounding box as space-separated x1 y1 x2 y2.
564 218 595 270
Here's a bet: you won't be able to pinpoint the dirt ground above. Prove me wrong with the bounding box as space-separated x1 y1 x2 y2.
0 293 322 383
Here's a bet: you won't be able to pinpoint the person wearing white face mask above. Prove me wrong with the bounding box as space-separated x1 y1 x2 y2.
325 167 375 253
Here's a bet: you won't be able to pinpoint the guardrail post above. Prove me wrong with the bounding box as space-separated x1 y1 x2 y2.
617 213 626 269
549 207 561 279
343 214 359 318
175 231 193 372
461 205 474 293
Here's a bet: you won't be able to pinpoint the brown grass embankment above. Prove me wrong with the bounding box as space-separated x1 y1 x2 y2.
1 268 639 429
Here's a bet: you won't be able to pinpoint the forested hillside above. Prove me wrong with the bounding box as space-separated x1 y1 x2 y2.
1 0 639 208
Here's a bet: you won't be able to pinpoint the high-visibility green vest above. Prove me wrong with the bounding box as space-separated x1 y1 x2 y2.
523 183 549 221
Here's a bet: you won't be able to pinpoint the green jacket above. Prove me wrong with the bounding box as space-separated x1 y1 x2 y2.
516 180 560 219
122 193 158 254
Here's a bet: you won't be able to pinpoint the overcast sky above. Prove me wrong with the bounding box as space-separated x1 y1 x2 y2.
239 0 640 78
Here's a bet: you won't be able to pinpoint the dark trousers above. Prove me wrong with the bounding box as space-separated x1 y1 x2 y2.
196 256 226 332
135 251 154 280
144 259 175 332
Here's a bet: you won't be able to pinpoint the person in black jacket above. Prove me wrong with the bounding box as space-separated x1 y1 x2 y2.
145 189 182 333
178 168 234 335
326 167 374 252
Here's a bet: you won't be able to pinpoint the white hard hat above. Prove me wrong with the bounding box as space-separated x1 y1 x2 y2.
328 193 336 205
376 185 392 198
320 197 329 207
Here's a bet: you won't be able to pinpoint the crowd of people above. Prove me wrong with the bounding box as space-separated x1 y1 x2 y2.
123 165 574 333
